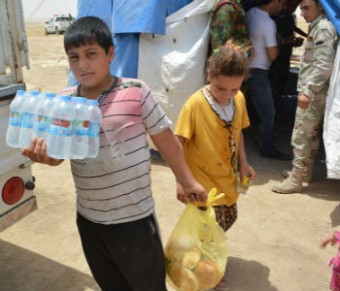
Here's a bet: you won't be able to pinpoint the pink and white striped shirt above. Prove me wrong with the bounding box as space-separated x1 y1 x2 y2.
62 78 171 224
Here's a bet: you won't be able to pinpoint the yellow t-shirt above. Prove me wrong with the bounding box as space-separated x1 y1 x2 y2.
175 87 249 206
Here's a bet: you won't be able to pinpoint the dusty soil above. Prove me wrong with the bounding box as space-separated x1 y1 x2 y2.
0 23 339 291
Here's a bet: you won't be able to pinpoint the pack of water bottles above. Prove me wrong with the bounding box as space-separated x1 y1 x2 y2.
6 90 102 159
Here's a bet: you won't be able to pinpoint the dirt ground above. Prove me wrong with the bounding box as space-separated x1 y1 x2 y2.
0 23 339 291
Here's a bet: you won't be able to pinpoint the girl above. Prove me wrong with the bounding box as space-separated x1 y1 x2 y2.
175 45 256 290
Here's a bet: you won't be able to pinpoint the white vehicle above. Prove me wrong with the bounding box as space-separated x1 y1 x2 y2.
44 14 72 35
0 0 36 231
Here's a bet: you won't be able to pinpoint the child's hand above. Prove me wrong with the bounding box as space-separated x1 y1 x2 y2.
22 138 63 166
176 182 188 204
176 180 207 204
239 164 256 181
320 231 339 249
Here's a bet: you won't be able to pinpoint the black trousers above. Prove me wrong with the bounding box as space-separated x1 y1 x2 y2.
77 213 167 291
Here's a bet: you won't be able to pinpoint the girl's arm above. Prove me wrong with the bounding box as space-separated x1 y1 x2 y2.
238 131 256 180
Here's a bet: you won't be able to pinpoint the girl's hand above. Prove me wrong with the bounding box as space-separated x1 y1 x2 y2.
320 231 339 248
239 164 256 181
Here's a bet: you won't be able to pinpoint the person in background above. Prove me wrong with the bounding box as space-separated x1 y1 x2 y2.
175 45 256 291
270 0 306 112
320 230 340 291
22 16 207 291
245 0 290 160
272 0 338 194
210 0 252 51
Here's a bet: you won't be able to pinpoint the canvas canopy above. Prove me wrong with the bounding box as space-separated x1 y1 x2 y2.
138 0 215 127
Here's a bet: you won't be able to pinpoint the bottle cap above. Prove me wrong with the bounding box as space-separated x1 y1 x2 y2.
16 90 25 95
87 99 99 106
45 92 56 98
60 95 72 101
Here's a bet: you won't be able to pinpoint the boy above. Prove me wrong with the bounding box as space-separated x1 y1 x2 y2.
23 16 206 291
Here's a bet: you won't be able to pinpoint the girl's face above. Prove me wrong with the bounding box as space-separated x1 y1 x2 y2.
207 74 244 106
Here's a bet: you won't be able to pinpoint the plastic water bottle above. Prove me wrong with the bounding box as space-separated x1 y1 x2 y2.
87 99 102 158
19 90 41 148
47 95 74 159
6 90 27 148
33 92 56 140
70 97 89 159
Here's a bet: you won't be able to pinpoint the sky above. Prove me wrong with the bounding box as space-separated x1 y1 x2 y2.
23 0 78 22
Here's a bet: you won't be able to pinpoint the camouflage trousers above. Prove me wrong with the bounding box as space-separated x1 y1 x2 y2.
291 95 326 168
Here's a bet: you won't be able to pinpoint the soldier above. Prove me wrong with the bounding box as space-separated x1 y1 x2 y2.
210 0 251 50
272 0 338 194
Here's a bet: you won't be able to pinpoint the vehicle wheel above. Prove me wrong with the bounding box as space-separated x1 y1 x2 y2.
55 27 61 35
45 29 48 35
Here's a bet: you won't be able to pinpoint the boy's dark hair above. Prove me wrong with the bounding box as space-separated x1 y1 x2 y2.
64 16 114 54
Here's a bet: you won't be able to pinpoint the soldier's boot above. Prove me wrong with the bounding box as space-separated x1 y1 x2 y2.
272 167 304 194
281 160 314 183
304 159 314 183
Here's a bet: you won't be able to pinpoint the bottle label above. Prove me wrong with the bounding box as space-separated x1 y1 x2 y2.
73 119 89 136
50 118 72 136
88 122 100 137
35 115 52 132
21 112 35 129
9 111 22 126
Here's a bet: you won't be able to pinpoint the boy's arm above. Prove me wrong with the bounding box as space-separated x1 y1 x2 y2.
22 138 64 166
238 131 256 180
151 129 207 203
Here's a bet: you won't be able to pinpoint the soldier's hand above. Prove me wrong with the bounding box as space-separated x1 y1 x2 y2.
298 93 311 110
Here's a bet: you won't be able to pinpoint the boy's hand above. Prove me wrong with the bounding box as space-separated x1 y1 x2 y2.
22 138 63 166
176 180 207 204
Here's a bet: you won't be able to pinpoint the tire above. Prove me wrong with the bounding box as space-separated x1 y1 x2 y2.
55 27 61 35
45 29 49 35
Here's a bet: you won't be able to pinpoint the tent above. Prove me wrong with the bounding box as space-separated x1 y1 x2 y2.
68 0 194 82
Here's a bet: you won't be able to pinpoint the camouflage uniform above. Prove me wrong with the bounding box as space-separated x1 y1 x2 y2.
292 14 337 169
210 0 250 50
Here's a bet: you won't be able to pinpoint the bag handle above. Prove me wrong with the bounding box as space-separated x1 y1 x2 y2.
207 188 225 206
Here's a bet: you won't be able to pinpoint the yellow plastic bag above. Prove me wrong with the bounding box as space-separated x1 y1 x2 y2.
165 188 228 291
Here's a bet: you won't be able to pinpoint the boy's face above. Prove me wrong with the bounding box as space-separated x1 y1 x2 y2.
207 74 244 106
67 43 114 90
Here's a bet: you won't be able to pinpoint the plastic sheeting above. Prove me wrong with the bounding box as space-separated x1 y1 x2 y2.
323 42 340 179
138 0 215 128
319 0 340 179
69 0 194 83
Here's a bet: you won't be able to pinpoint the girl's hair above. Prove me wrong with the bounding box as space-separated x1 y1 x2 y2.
64 16 114 54
207 45 249 79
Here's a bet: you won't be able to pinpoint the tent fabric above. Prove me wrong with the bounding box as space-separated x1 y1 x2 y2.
69 0 194 83
323 42 340 179
166 0 194 16
112 1 166 34
320 0 340 179
138 0 215 128
320 0 340 36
